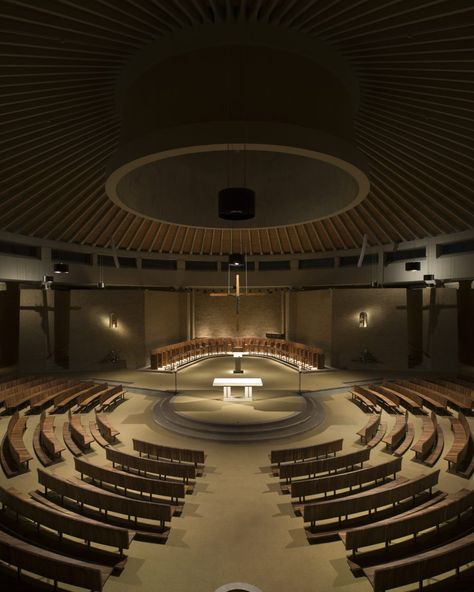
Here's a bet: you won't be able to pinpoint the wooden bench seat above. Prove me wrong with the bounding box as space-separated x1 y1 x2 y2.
411 378 472 411
350 387 378 412
75 456 186 503
0 485 134 555
62 421 83 457
95 385 126 412
133 438 205 467
376 383 423 412
363 532 474 592
304 470 440 529
3 379 65 412
383 411 408 451
424 425 444 467
89 421 110 448
270 438 343 466
340 487 474 553
279 448 371 483
68 409 93 451
357 413 381 445
291 457 402 503
392 422 414 457
37 468 172 537
107 447 196 483
50 382 96 413
29 382 83 412
40 411 65 458
75 384 111 412
444 412 474 476
0 528 113 592
363 386 400 412
412 411 439 461
95 412 120 443
0 412 33 477
391 380 447 412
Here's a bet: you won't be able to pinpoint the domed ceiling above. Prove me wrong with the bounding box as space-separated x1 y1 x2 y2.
0 0 473 255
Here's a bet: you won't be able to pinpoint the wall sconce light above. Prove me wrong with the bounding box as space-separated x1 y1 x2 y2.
405 261 421 272
109 313 118 329
359 311 368 328
53 262 69 274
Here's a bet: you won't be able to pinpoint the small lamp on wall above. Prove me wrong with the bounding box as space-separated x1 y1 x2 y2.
359 311 368 328
109 312 118 329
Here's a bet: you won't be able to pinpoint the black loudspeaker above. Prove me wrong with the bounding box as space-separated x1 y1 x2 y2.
229 253 245 267
218 187 255 220
405 261 421 272
53 262 69 274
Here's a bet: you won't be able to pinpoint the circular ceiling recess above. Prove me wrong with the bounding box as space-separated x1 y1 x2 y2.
105 24 370 229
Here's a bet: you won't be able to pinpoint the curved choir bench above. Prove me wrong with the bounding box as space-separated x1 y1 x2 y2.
3 379 70 412
0 412 33 477
51 381 96 413
376 384 423 412
106 447 196 483
95 412 120 443
68 410 93 451
351 385 399 413
150 337 325 370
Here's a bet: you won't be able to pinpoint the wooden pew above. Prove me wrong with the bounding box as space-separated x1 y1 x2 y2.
68 409 93 451
363 532 474 592
75 384 114 413
444 412 474 477
304 471 439 529
291 457 402 503
33 411 65 466
106 447 196 483
95 385 126 412
361 385 400 412
382 411 408 452
0 485 134 555
37 468 172 534
3 379 66 411
411 411 442 464
74 456 185 503
95 412 120 443
0 528 113 592
50 381 95 413
0 412 33 477
30 381 85 412
270 439 343 466
411 378 472 411
357 413 386 447
350 387 378 412
133 438 205 467
376 383 423 412
279 448 371 483
339 487 474 554
390 380 447 412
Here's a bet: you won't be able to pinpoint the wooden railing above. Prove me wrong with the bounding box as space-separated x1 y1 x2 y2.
150 337 325 370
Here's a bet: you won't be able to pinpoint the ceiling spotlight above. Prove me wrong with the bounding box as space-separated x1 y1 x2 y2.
405 261 421 272
228 253 245 267
218 187 255 220
54 262 69 274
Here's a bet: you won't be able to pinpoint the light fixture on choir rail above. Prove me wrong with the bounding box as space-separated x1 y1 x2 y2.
359 311 368 328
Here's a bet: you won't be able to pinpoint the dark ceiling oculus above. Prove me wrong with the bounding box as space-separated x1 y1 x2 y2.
105 24 369 229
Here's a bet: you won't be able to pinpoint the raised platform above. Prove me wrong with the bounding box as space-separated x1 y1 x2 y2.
152 390 326 442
